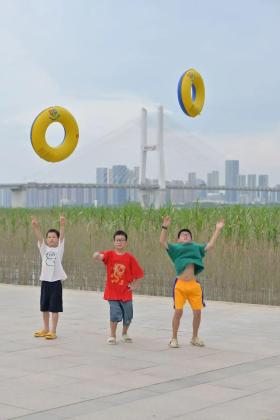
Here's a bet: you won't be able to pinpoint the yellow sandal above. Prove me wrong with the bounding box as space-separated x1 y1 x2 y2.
45 332 57 340
34 330 49 337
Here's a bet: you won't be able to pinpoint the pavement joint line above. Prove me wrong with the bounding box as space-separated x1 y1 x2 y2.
169 388 267 420
0 401 33 413
10 352 280 419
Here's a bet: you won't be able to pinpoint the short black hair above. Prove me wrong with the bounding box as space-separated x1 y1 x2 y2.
46 229 60 238
177 228 192 239
113 230 128 241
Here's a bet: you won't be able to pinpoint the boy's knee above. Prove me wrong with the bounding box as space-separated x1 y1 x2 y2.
110 319 119 324
174 309 183 319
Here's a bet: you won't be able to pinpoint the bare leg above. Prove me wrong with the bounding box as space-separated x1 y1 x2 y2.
172 309 183 339
50 313 59 334
110 321 118 338
42 312 50 331
122 324 130 335
192 310 201 338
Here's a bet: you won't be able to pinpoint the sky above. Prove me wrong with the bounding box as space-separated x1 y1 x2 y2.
0 0 280 184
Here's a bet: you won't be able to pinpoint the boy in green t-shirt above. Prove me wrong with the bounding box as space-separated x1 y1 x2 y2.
160 216 224 348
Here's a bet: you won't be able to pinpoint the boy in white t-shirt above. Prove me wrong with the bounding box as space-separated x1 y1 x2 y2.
32 216 66 340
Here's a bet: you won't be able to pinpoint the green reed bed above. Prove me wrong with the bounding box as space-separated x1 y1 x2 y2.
0 205 279 305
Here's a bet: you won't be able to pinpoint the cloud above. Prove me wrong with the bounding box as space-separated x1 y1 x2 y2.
0 0 280 186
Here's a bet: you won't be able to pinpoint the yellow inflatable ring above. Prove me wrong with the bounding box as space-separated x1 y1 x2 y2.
177 68 205 117
30 106 79 162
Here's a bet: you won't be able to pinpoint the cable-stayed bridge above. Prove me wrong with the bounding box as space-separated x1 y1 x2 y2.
0 107 278 207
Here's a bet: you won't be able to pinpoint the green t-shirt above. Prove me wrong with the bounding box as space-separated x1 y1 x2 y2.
167 242 207 276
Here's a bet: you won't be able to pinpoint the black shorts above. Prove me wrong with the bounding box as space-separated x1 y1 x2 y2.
40 280 63 312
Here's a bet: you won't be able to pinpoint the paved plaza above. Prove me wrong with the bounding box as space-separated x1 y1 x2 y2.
0 283 280 420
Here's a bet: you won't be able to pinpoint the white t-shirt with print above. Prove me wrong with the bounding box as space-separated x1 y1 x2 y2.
38 239 67 282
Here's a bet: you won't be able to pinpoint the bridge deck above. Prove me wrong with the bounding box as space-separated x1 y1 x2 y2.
0 182 279 191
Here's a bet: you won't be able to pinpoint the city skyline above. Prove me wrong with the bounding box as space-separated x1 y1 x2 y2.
92 160 276 206
0 157 278 208
95 160 274 188
0 157 277 208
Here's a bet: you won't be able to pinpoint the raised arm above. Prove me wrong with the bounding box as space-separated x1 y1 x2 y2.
92 251 104 262
31 216 44 245
60 215 65 241
159 215 171 249
205 219 225 251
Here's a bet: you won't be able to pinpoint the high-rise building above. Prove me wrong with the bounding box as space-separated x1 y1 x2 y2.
188 172 196 185
207 170 219 195
0 189 12 207
127 166 140 202
112 165 128 205
247 174 257 203
187 172 198 202
197 179 207 200
238 175 246 187
238 174 247 204
96 167 108 206
168 180 185 205
107 168 113 206
207 171 219 188
225 160 239 203
273 185 280 203
258 174 269 203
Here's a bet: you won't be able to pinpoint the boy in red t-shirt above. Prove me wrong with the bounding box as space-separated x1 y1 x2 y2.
93 230 144 344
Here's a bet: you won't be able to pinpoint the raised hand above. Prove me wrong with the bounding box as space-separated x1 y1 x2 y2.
31 216 39 226
216 219 225 230
162 215 171 227
31 216 43 243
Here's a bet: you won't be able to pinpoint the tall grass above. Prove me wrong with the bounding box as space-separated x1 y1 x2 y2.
0 205 279 305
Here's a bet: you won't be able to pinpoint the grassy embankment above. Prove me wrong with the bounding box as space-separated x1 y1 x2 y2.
0 205 279 305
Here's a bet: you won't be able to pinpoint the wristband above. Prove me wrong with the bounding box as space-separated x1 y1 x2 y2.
161 225 168 230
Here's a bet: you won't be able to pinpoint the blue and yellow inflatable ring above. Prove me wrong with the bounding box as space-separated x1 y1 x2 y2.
31 106 79 162
177 68 205 118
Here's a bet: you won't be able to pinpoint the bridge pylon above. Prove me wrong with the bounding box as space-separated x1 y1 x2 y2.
139 106 166 208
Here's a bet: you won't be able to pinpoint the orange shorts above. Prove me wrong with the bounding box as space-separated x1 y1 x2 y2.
174 279 203 310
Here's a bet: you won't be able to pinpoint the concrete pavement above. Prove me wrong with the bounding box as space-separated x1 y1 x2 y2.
0 283 280 420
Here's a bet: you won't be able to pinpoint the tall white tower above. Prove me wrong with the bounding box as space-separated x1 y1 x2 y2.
140 106 166 208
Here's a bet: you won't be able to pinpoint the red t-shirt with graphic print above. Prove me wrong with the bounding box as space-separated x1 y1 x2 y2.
101 251 144 301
